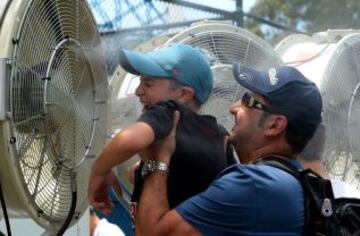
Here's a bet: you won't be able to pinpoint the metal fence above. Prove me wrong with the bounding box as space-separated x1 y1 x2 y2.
88 0 234 74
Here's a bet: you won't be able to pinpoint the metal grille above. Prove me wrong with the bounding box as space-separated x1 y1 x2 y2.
202 66 246 131
322 40 360 187
177 31 279 68
165 23 281 131
8 0 108 228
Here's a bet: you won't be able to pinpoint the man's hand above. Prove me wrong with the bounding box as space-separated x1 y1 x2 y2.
144 110 180 164
87 170 121 214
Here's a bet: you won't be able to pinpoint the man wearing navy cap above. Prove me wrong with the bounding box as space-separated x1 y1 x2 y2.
136 64 322 235
88 43 236 229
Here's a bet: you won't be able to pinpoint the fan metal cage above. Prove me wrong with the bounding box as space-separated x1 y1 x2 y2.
275 30 360 188
0 0 108 230
167 21 282 130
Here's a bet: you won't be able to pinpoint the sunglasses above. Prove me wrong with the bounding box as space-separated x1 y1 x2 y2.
241 92 275 113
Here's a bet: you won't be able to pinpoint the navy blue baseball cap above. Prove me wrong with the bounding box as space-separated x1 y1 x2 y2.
233 63 322 140
119 43 213 104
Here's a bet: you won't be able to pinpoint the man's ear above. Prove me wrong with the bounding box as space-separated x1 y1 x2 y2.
263 115 288 137
177 87 195 104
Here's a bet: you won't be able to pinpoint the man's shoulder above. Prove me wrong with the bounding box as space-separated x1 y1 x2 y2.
141 100 199 121
176 164 304 235
219 163 291 175
149 99 187 112
217 163 302 190
155 100 221 129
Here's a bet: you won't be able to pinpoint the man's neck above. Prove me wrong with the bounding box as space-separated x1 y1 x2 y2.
240 142 296 164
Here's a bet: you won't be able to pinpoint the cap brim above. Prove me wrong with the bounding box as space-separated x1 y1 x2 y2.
233 63 269 97
119 49 171 78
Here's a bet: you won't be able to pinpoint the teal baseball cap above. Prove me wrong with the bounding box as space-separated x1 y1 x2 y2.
119 43 213 104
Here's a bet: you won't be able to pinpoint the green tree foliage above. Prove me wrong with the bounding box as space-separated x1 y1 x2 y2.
246 0 360 44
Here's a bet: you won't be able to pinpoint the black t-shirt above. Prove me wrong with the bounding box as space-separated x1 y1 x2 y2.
132 100 236 208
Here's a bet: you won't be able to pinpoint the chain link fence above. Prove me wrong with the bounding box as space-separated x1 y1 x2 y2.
88 0 229 74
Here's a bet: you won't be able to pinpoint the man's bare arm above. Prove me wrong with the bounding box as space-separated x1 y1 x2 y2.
137 171 201 236
91 122 155 176
88 122 154 211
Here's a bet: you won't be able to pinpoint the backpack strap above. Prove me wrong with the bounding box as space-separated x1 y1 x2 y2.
256 156 360 235
253 156 302 179
254 155 333 236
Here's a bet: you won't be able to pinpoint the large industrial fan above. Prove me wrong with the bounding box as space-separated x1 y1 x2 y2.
275 30 360 189
0 0 108 233
112 21 282 191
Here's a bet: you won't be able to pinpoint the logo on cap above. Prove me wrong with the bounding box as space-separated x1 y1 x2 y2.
238 73 250 81
268 68 279 86
237 64 252 81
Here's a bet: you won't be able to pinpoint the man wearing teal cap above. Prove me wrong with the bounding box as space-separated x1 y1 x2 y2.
88 43 236 230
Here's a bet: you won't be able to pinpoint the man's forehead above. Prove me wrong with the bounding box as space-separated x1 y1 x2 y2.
140 76 166 81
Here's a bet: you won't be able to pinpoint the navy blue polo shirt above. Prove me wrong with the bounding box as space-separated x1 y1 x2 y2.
176 161 304 236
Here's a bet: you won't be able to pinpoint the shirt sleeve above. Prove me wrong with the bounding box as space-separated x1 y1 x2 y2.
136 100 180 141
175 165 258 236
